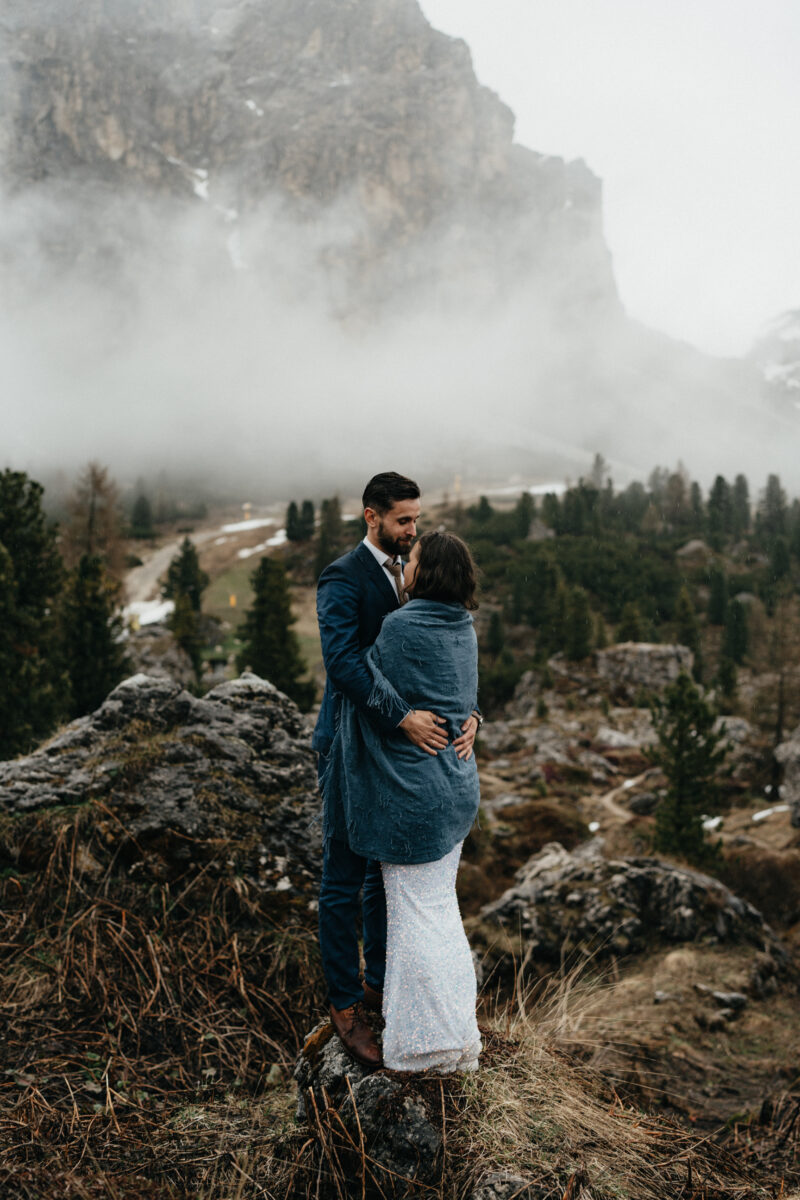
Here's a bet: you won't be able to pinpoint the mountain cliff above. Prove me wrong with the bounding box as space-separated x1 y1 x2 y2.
1 0 797 489
0 0 614 318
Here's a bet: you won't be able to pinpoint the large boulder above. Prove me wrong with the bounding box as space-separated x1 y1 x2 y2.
480 841 788 965
0 671 321 888
596 643 693 703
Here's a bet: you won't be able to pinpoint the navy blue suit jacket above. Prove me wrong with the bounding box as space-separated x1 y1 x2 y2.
312 541 411 756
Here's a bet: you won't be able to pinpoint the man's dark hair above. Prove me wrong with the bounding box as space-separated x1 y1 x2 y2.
362 472 420 516
410 531 478 610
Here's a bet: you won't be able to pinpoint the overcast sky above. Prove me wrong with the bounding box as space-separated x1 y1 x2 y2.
419 0 800 357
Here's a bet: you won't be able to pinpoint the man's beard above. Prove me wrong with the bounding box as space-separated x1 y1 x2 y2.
377 521 413 559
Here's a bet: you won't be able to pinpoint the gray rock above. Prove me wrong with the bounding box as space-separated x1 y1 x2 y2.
628 791 660 816
482 842 787 966
0 672 321 886
294 1022 442 1188
293 1022 370 1121
596 643 693 704
341 1074 442 1187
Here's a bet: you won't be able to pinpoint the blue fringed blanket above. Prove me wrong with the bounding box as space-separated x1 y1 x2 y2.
322 598 480 864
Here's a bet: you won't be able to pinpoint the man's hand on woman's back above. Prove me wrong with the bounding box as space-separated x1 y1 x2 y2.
399 710 449 756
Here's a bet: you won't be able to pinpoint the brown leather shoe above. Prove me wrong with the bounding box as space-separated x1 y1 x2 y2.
329 1003 382 1068
362 980 383 1015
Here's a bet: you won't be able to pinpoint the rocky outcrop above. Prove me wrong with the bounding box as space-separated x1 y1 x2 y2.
775 722 800 828
596 643 693 704
125 622 196 688
481 841 787 965
0 671 321 887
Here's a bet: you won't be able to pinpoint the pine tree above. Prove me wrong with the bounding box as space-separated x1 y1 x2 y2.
759 474 787 542
236 557 314 709
732 474 750 539
513 492 535 538
168 591 205 680
541 493 562 532
486 611 505 658
473 496 493 524
790 501 800 561
62 554 130 716
286 501 302 542
617 601 643 642
689 481 705 533
565 586 593 661
314 497 343 577
716 655 737 708
299 499 316 541
541 578 568 654
163 537 209 612
707 475 732 550
62 461 125 577
675 585 703 681
723 598 748 665
770 536 791 584
650 672 726 864
707 563 728 625
0 471 69 758
131 494 154 539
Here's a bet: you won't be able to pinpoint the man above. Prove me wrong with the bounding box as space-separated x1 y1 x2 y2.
313 471 479 1066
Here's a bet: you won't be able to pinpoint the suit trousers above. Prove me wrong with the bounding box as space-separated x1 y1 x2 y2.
317 754 387 1010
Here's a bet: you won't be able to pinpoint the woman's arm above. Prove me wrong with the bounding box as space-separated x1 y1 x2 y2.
368 642 448 757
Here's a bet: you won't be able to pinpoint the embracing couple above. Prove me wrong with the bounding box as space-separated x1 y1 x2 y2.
312 472 482 1072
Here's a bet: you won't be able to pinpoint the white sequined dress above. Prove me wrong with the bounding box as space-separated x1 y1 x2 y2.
381 842 481 1072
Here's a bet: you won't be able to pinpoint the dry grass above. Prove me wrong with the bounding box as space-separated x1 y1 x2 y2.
0 807 796 1199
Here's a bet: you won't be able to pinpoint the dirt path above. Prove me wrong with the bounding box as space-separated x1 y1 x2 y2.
124 525 222 605
595 771 653 824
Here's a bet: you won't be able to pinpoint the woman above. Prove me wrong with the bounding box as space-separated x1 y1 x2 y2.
324 530 482 1072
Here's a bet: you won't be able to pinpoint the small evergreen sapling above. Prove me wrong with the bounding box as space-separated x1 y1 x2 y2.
650 672 727 865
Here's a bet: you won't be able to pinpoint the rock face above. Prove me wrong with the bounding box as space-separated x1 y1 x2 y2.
0 672 321 886
481 841 786 965
775 722 800 828
1 0 613 317
596 643 693 704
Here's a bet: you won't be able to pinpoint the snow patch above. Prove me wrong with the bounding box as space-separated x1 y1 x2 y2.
752 804 790 823
245 98 265 116
236 529 288 559
221 517 277 533
124 598 175 628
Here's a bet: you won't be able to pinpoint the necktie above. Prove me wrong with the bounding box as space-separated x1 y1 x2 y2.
383 557 406 605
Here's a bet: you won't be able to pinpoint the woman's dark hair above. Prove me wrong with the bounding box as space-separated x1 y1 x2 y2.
409 531 478 610
362 471 420 516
